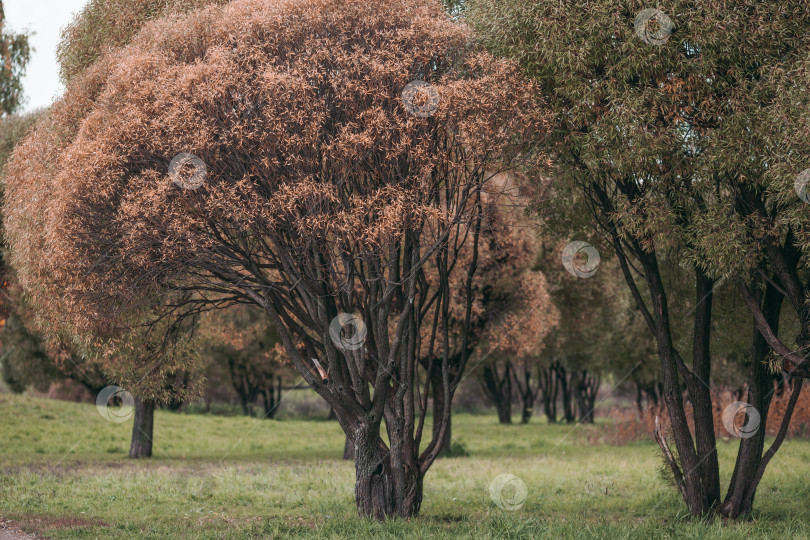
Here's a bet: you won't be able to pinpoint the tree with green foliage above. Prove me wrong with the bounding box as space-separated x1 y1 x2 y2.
57 0 229 85
0 1 30 116
469 0 810 518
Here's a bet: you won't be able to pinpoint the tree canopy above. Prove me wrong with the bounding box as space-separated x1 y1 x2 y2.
469 0 810 519
5 0 550 519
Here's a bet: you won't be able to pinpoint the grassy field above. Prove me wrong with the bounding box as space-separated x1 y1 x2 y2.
1 392 810 539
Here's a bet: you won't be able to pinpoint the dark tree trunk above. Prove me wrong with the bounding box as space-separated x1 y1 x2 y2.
129 398 155 459
520 392 533 424
261 388 275 419
352 425 423 519
430 361 452 454
720 279 782 517
328 406 337 420
260 376 282 419
574 370 599 423
539 365 558 423
642 382 663 409
689 268 721 508
555 364 575 423
343 435 355 460
512 363 541 424
607 222 714 516
481 363 512 424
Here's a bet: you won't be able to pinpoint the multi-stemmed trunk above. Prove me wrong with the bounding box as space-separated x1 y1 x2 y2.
574 370 599 424
481 362 513 424
539 365 558 423
512 362 542 424
351 423 423 519
129 398 155 459
554 363 576 423
720 278 807 517
260 376 282 419
634 381 663 413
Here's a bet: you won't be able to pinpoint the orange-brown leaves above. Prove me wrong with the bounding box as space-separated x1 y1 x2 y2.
4 0 550 353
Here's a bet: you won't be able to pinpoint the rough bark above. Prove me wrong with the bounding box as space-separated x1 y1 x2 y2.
129 398 155 459
608 220 712 516
351 424 423 519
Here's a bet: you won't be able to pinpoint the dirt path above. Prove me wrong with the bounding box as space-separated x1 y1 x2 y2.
0 518 36 540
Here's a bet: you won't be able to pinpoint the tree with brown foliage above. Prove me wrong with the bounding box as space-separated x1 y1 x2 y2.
200 305 287 418
4 0 549 519
473 184 559 425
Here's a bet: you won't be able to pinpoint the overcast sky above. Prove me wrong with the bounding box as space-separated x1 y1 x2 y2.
6 0 90 113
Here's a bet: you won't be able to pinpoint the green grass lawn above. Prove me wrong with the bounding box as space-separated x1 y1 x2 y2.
1 392 809 539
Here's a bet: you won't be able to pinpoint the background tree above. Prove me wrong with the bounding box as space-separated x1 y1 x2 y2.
479 270 558 424
468 0 810 518
472 189 559 425
56 0 229 85
200 305 287 418
4 0 549 520
538 249 648 424
0 1 31 116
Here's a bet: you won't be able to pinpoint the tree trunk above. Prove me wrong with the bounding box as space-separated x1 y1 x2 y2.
430 362 452 454
520 392 533 424
575 393 588 422
261 388 275 419
609 231 713 516
555 364 575 423
512 363 540 424
688 268 721 508
129 398 155 459
238 396 250 417
642 254 711 516
481 363 512 424
343 435 355 460
540 365 558 423
352 427 423 519
574 372 593 424
720 279 782 517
